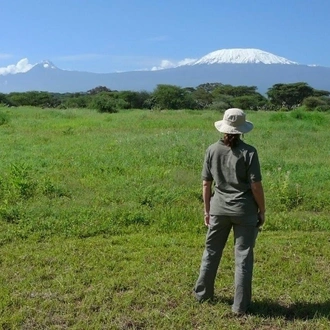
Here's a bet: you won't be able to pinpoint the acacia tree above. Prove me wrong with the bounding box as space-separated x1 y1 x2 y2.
212 85 258 98
195 82 223 93
208 84 266 110
313 89 330 97
152 84 196 109
89 92 118 113
267 82 314 108
231 95 267 110
192 87 213 108
117 90 151 109
87 86 112 95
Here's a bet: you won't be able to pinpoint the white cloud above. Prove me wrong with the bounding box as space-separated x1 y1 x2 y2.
151 59 176 71
177 58 197 66
151 57 197 71
55 53 197 72
0 58 35 75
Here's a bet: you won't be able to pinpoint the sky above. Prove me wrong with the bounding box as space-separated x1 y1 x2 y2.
1 0 330 75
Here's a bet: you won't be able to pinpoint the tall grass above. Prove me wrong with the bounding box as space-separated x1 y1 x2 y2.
0 106 330 329
1 107 329 241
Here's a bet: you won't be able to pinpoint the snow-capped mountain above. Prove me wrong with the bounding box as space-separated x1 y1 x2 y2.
0 48 330 94
190 48 298 65
41 60 58 69
150 48 299 70
33 60 58 70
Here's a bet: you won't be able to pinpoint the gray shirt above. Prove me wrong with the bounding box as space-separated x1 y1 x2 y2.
202 139 262 216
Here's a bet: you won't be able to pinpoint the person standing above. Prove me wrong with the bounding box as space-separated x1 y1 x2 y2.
193 108 265 315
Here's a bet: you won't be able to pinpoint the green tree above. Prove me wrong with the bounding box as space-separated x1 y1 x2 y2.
192 87 213 109
196 82 223 93
6 91 61 108
267 82 314 108
313 89 330 97
7 92 29 106
89 92 118 113
87 86 112 95
142 96 156 109
183 87 196 93
210 93 234 108
231 95 267 110
64 95 90 108
137 91 153 109
0 93 8 105
152 84 194 109
212 85 258 98
117 90 151 109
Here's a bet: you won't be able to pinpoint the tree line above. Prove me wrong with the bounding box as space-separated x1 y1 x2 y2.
0 82 329 112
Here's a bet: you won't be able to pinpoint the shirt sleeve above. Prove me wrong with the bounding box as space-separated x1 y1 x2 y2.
201 148 213 181
247 148 262 183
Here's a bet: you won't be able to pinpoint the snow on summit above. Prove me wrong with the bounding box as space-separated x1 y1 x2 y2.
39 60 58 69
192 48 298 65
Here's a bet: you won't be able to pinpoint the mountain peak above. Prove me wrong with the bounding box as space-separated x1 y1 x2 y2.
191 48 298 65
36 60 58 70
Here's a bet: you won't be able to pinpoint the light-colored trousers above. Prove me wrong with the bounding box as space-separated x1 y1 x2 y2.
194 214 259 313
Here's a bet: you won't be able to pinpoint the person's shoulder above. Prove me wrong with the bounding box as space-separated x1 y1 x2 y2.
238 140 258 153
207 140 224 150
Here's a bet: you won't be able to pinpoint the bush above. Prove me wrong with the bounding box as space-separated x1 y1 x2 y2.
314 105 330 112
64 95 89 109
115 98 130 110
303 96 328 110
206 101 229 111
290 109 325 124
90 94 118 113
290 109 307 120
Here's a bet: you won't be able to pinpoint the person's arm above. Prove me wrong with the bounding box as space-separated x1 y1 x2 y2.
251 181 266 227
202 180 212 226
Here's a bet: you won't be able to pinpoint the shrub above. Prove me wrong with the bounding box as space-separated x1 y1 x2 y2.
9 163 37 199
206 101 229 111
314 105 330 112
0 111 9 125
90 94 118 113
290 109 307 120
303 96 328 110
290 109 326 124
115 98 130 110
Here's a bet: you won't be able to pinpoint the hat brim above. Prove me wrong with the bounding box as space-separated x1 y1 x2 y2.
214 120 254 134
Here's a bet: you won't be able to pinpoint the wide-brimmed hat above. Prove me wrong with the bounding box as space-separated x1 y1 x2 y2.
214 108 253 134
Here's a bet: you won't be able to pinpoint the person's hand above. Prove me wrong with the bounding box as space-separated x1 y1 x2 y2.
204 214 210 227
257 212 265 228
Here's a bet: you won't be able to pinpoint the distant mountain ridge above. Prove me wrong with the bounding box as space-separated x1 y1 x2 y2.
1 48 330 94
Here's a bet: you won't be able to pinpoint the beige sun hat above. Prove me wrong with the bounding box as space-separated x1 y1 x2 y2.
214 108 253 134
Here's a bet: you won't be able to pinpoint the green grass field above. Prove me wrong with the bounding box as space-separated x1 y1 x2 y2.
0 106 330 329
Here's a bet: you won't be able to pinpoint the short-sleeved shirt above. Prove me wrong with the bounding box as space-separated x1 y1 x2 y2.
202 139 262 216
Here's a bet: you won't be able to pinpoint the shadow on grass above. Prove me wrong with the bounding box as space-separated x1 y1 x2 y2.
212 296 330 320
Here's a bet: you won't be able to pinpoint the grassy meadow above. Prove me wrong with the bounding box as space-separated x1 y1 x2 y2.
0 106 330 329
